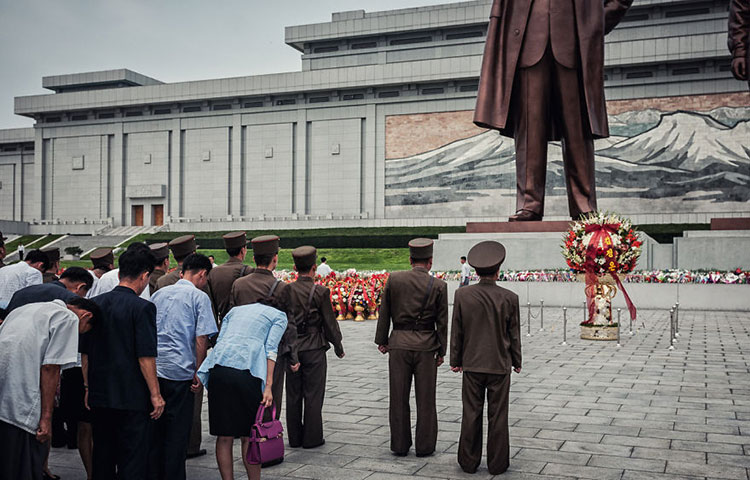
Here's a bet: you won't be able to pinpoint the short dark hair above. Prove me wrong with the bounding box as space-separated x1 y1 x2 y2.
60 267 94 290
118 247 156 279
226 247 242 257
66 296 103 327
476 266 500 277
254 253 274 268
294 258 315 273
461 256 467 261
208 255 215 260
320 257 327 263
181 253 212 275
25 250 50 270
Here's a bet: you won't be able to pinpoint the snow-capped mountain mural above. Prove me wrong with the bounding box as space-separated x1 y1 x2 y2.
385 107 750 218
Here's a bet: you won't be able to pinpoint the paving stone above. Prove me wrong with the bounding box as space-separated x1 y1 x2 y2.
602 434 671 449
707 452 750 468
631 447 707 464
665 461 749 479
513 448 590 466
287 464 371 480
541 462 623 480
587 454 666 473
671 439 744 454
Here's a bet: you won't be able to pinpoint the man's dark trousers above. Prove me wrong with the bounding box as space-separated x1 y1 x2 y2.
148 378 194 480
91 407 152 479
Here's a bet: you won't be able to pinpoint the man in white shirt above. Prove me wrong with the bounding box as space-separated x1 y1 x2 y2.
0 249 49 309
0 297 101 480
315 256 332 277
460 256 472 287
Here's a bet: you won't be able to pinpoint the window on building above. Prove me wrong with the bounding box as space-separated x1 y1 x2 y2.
390 36 431 46
244 101 264 108
445 30 484 40
343 93 365 100
625 71 653 79
459 84 479 92
125 111 143 117
46 116 61 123
153 108 172 115
2 146 17 152
672 66 700 75
71 114 88 121
421 87 445 95
378 91 400 98
664 7 710 18
98 112 115 119
212 104 232 111
275 99 297 106
351 41 377 50
621 12 649 22
182 106 202 113
23 145 34 151
313 45 339 53
308 96 330 103
719 63 732 72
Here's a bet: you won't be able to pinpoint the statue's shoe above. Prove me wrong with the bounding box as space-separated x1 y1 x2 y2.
508 210 542 222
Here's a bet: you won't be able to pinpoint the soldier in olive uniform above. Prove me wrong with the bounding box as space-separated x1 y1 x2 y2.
41 247 61 283
285 246 345 449
375 238 448 457
230 235 299 420
148 243 170 295
154 235 197 292
206 231 252 325
89 248 114 279
450 241 522 475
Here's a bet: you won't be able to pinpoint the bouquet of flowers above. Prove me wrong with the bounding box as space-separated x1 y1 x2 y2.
562 211 642 274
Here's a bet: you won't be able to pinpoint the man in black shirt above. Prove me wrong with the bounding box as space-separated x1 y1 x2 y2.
5 267 93 315
82 243 165 479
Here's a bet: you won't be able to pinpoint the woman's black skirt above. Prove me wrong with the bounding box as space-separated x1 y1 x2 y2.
207 365 262 437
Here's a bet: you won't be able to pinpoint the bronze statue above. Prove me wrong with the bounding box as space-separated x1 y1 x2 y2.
729 0 750 89
474 0 632 222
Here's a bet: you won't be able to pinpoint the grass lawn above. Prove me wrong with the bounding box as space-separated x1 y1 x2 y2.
61 248 411 272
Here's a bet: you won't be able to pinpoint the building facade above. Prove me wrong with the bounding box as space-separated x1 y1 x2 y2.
1 0 748 233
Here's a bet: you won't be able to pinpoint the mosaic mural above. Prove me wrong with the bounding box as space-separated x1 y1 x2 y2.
384 94 750 219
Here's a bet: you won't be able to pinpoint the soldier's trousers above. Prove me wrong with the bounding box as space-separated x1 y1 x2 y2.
458 372 511 475
272 353 288 420
285 348 327 448
388 349 438 455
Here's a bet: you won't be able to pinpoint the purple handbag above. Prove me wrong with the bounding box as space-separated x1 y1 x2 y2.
246 404 284 465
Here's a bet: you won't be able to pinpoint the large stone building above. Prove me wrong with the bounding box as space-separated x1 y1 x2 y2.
1 0 748 234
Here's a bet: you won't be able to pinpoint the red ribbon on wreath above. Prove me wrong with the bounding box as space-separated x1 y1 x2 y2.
584 224 637 322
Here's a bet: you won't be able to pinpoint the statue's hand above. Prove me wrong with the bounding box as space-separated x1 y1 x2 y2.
732 57 747 81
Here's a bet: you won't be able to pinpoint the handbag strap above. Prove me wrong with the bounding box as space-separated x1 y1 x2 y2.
255 403 277 425
416 275 435 322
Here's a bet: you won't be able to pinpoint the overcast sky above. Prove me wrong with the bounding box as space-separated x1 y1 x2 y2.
0 0 469 130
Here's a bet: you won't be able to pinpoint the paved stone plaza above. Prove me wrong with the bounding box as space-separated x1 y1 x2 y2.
48 308 750 479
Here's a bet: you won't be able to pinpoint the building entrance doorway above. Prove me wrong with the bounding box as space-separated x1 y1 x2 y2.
132 205 144 226
152 204 164 226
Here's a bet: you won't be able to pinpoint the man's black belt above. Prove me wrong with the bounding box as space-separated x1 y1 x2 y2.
393 322 435 332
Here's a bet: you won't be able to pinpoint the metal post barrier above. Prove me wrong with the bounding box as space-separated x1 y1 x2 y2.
616 308 622 347
562 307 568 346
583 300 587 324
540 299 545 331
669 308 674 350
527 302 532 337
675 302 680 337
672 304 678 343
629 308 634 336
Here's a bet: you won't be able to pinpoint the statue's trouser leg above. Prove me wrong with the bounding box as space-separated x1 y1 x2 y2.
512 52 551 216
550 61 597 218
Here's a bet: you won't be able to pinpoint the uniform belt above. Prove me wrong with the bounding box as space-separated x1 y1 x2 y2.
393 322 435 332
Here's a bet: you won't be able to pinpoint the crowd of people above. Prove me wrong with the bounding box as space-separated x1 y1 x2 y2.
0 230 522 479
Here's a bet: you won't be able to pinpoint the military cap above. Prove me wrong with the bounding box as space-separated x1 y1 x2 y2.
90 247 114 267
408 238 434 260
467 240 506 274
149 242 170 262
223 231 247 250
169 235 198 259
251 235 280 256
292 245 317 267
42 246 60 263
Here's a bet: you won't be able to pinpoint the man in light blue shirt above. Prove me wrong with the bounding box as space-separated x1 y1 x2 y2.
148 253 217 480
